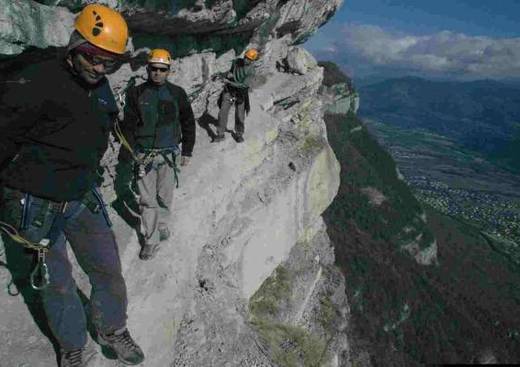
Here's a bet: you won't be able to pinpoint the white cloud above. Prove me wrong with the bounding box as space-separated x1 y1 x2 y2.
311 24 520 79
323 45 338 53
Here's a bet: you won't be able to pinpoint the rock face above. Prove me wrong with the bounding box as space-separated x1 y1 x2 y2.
318 61 359 115
0 1 350 366
0 0 74 55
321 83 359 115
3 0 342 56
285 46 318 75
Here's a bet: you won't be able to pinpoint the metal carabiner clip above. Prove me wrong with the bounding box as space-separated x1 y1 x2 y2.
30 239 50 291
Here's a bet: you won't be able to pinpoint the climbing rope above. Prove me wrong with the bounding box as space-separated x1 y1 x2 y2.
0 221 51 290
0 221 49 252
113 118 141 164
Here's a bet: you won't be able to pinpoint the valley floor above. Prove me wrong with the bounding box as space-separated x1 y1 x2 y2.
364 118 520 247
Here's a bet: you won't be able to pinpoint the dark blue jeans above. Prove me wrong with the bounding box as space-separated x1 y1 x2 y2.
0 187 128 351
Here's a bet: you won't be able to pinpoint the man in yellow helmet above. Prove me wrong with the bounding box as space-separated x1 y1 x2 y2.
122 48 195 260
0 4 144 367
215 47 259 143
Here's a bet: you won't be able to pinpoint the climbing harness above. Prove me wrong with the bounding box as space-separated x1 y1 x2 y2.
229 95 237 103
137 147 180 188
114 78 182 190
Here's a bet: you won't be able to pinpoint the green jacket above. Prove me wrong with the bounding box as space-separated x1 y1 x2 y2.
226 58 255 90
219 58 256 114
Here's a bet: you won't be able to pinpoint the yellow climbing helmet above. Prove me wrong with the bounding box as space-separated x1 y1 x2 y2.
244 48 259 61
148 49 172 66
74 4 128 55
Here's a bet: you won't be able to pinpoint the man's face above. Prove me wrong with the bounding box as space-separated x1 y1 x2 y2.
147 63 170 85
69 52 117 85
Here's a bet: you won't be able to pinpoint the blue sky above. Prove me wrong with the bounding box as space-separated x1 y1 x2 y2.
305 0 520 81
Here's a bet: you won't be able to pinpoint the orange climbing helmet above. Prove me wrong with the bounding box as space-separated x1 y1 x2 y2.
74 4 128 55
148 49 172 66
244 48 259 61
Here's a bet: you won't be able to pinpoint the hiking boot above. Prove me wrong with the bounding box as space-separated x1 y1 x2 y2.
98 328 144 365
159 227 171 242
235 134 244 143
213 134 225 142
60 348 85 367
139 243 160 260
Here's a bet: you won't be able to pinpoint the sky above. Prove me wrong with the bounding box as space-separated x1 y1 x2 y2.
304 0 520 82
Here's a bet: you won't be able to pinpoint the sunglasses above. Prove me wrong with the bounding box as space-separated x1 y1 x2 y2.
79 52 118 70
150 66 169 73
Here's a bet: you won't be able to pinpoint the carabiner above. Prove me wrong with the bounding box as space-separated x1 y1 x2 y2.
30 255 50 291
30 239 50 291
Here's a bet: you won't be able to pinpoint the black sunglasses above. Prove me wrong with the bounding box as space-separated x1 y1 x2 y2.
79 52 118 69
150 66 169 72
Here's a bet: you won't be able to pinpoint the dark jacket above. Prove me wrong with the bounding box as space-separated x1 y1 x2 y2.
0 59 118 201
123 81 196 156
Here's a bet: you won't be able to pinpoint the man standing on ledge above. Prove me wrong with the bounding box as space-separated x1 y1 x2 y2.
0 4 144 367
123 49 196 260
214 48 259 143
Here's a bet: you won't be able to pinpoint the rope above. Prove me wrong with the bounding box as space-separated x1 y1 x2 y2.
0 220 51 290
113 76 143 165
113 119 141 164
0 221 49 252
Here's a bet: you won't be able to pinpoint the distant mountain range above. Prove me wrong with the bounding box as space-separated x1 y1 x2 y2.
358 77 520 173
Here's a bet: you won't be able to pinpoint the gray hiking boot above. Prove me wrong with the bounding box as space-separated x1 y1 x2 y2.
159 227 171 242
98 328 144 365
60 348 85 367
139 243 160 260
213 134 225 142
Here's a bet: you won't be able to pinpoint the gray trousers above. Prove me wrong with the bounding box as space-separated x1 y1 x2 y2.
136 153 175 245
217 91 246 136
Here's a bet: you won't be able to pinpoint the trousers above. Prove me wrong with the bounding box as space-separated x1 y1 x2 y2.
217 91 246 136
136 153 176 245
0 186 127 351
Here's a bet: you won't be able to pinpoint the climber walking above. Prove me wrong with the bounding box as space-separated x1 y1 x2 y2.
122 49 196 260
0 5 144 367
214 48 259 143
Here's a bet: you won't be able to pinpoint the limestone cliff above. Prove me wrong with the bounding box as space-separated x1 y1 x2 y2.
318 62 359 116
0 1 350 366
